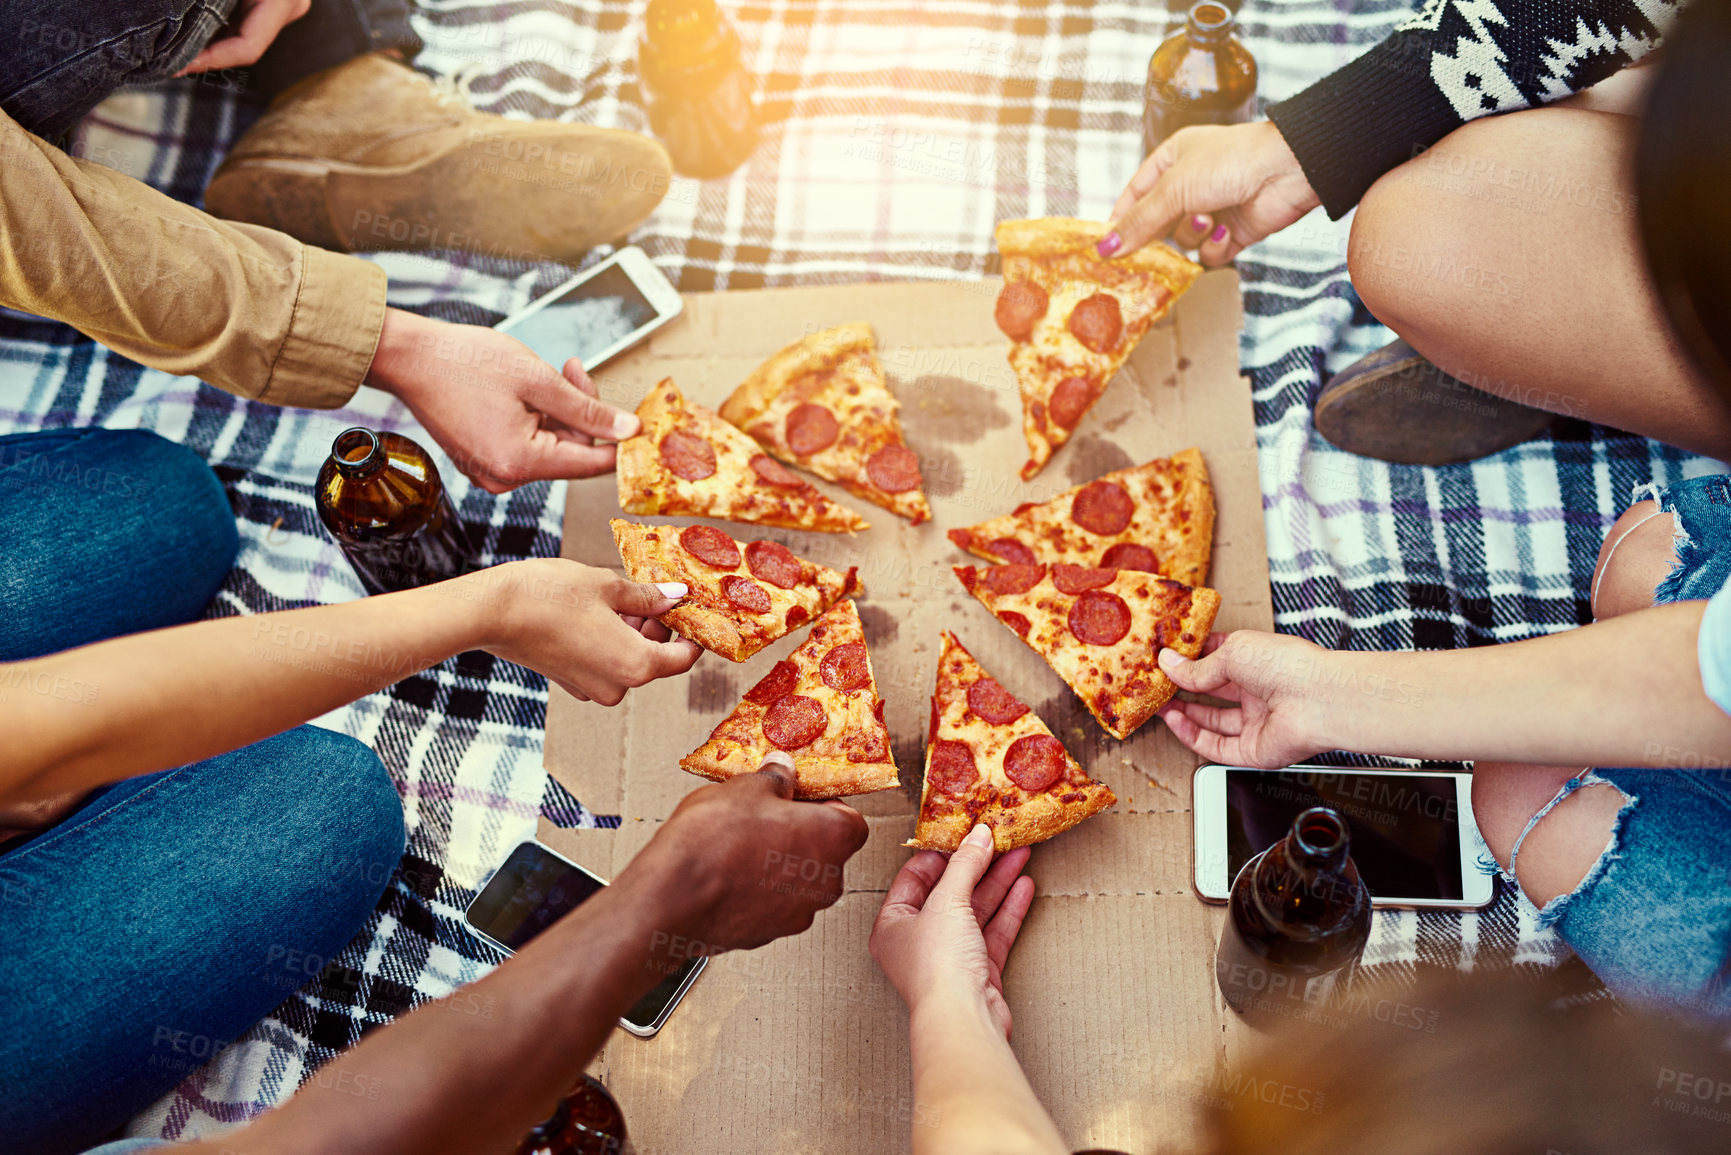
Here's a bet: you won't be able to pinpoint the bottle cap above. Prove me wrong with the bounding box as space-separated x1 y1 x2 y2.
1185 1 1235 43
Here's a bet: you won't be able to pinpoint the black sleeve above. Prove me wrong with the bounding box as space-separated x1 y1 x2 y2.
1268 0 1679 219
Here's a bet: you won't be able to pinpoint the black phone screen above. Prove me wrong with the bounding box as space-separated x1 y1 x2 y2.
465 842 700 1030
503 263 661 368
1224 769 1467 900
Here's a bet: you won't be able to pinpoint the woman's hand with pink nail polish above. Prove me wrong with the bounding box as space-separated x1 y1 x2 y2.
1105 121 1320 266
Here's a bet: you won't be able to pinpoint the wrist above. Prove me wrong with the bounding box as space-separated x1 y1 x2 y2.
907 978 997 1032
364 307 436 401
1255 120 1321 212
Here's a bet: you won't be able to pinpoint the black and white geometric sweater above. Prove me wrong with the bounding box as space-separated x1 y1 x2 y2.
1268 0 1682 218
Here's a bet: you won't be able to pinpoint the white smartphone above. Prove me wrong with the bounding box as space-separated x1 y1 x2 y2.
1192 764 1496 910
495 246 683 372
463 839 706 1038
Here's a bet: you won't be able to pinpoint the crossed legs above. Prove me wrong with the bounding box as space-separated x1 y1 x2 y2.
1346 101 1731 459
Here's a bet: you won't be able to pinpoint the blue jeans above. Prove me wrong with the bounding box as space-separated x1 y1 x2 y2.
1503 473 1731 1022
0 0 421 142
0 429 406 1155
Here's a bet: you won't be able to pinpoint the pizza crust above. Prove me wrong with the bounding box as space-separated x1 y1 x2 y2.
617 378 869 533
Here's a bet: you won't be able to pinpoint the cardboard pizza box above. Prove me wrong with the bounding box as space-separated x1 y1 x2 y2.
541 269 1271 1154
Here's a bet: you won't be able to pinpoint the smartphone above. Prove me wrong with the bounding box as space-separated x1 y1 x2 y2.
494 246 683 372
463 839 706 1038
1192 764 1496 909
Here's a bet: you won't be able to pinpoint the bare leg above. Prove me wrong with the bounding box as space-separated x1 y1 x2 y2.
1345 106 1731 459
1472 502 1678 898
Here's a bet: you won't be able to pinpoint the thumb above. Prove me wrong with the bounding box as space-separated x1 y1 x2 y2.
538 369 641 442
1158 645 1233 695
749 750 798 798
609 577 687 617
930 824 997 908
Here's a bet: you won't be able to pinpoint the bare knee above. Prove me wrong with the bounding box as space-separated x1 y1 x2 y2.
1590 500 1678 619
1472 765 1621 907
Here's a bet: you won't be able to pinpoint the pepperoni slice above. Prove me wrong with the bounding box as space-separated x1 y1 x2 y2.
994 280 1050 342
659 430 717 481
1072 480 1134 536
979 563 1046 597
1049 375 1099 431
763 695 827 750
985 537 1037 566
785 403 839 456
679 525 741 569
1052 563 1116 595
998 610 1032 637
1067 292 1123 354
745 660 798 705
967 677 1029 725
819 641 870 692
745 540 802 589
1068 590 1132 646
927 739 980 796
1003 734 1066 791
866 444 921 494
721 574 772 614
928 698 941 742
751 453 804 489
1100 542 1159 572
785 605 809 629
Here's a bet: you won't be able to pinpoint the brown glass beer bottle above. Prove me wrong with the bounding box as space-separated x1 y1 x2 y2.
315 427 478 595
639 0 760 179
515 1075 628 1155
1215 806 1371 1023
1142 1 1258 156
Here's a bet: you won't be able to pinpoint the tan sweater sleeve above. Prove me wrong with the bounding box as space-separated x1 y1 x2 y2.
0 108 387 409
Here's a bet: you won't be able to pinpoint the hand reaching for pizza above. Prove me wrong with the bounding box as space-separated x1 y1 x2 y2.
624 753 870 953
870 825 1035 1039
458 558 701 704
1154 630 1335 768
1105 121 1321 268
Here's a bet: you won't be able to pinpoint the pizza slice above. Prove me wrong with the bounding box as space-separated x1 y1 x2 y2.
681 599 899 798
948 449 1215 587
617 378 869 533
993 218 1202 480
718 323 932 524
954 563 1221 740
907 632 1116 853
611 520 859 662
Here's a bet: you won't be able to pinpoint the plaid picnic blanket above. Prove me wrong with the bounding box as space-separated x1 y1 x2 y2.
0 0 1715 1142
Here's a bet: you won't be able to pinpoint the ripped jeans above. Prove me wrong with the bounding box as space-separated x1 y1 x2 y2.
1504 473 1731 1021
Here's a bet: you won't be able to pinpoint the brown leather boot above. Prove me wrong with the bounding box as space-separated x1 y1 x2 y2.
1313 339 1557 466
204 54 673 263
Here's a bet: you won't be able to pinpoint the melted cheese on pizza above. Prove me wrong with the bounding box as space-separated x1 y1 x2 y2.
950 449 1215 587
617 379 868 533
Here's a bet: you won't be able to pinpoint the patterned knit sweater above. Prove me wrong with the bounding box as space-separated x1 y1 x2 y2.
1268 0 1682 218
